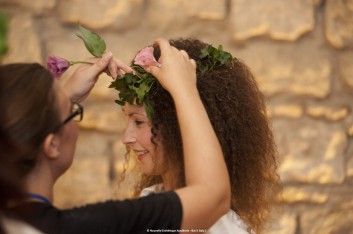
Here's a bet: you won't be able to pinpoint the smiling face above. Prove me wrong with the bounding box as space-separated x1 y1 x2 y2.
122 104 166 176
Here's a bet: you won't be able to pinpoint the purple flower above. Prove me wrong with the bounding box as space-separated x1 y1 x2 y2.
47 56 71 79
134 47 161 68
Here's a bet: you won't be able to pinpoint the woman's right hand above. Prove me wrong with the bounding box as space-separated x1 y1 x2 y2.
147 38 197 98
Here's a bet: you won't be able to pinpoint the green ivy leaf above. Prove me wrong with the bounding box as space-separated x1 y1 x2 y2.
76 24 106 57
199 47 210 59
197 45 232 75
109 77 127 89
115 99 125 105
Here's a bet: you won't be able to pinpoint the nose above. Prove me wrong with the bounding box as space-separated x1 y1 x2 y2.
123 125 136 145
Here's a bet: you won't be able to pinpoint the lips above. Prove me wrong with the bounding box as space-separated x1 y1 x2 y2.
134 150 148 161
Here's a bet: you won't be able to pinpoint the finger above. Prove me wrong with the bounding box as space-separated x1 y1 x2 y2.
180 50 189 58
154 38 171 56
113 58 134 73
148 64 161 77
88 51 113 75
116 69 122 77
108 59 118 78
190 59 196 69
171 46 179 53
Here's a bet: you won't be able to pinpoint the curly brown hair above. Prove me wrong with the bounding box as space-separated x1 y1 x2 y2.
123 38 280 233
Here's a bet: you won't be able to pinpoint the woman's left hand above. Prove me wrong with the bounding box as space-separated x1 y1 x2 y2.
64 52 133 103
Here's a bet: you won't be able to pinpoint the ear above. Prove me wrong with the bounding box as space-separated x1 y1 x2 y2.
43 133 61 159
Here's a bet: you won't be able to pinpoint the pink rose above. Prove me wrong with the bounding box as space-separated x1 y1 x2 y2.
47 56 71 79
134 47 161 68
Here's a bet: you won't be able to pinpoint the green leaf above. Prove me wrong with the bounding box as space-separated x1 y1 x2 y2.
109 78 127 89
0 12 7 56
197 44 232 75
115 99 125 105
76 24 106 57
199 47 210 59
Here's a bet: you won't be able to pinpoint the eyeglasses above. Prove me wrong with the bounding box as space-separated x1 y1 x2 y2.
52 102 83 133
62 102 84 125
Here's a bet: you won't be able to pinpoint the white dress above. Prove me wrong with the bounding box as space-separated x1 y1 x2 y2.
140 184 252 234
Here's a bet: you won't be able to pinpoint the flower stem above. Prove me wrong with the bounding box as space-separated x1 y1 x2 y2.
69 61 94 66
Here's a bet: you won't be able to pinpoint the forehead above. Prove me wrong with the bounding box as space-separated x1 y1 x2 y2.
123 104 146 116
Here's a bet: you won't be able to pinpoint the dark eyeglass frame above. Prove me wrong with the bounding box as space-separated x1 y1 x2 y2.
52 102 84 133
62 102 84 125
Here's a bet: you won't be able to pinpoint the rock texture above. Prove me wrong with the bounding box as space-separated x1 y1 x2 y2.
1 0 353 233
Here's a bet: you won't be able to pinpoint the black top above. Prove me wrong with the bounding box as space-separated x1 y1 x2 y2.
7 191 182 234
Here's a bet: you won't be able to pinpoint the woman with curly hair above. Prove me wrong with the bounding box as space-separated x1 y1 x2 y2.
3 40 231 234
120 38 281 234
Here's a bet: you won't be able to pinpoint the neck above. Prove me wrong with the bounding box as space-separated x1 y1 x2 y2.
161 166 180 191
25 163 56 204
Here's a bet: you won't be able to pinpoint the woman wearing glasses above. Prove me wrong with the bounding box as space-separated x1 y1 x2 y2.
2 39 230 234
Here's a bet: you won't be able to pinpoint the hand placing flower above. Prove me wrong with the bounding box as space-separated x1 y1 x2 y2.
134 47 161 68
46 24 105 79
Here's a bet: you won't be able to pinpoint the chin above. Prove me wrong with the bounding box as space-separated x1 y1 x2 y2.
142 167 160 176
142 169 154 176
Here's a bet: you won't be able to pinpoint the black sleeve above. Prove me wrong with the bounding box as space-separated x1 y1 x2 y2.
60 191 183 234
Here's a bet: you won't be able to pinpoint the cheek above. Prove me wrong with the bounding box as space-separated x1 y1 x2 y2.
64 122 79 142
139 128 153 146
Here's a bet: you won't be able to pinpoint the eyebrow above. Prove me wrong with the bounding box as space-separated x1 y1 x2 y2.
129 112 146 118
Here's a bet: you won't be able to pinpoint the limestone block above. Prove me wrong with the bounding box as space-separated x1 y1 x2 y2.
268 104 303 119
325 0 353 48
45 31 92 63
54 157 110 208
144 0 227 33
266 212 297 234
339 51 353 89
327 187 353 209
144 0 189 31
274 119 346 184
78 101 126 133
231 0 315 41
58 0 144 29
347 156 353 177
280 186 328 204
54 131 119 207
348 125 353 137
232 37 331 98
74 131 117 158
2 13 42 64
183 0 226 20
14 0 56 14
257 58 331 98
301 208 353 234
306 105 349 121
311 0 323 5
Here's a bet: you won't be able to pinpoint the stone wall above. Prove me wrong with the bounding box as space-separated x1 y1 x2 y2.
1 0 353 233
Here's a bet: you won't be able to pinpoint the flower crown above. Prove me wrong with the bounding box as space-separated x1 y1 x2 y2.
46 25 233 121
109 44 233 121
